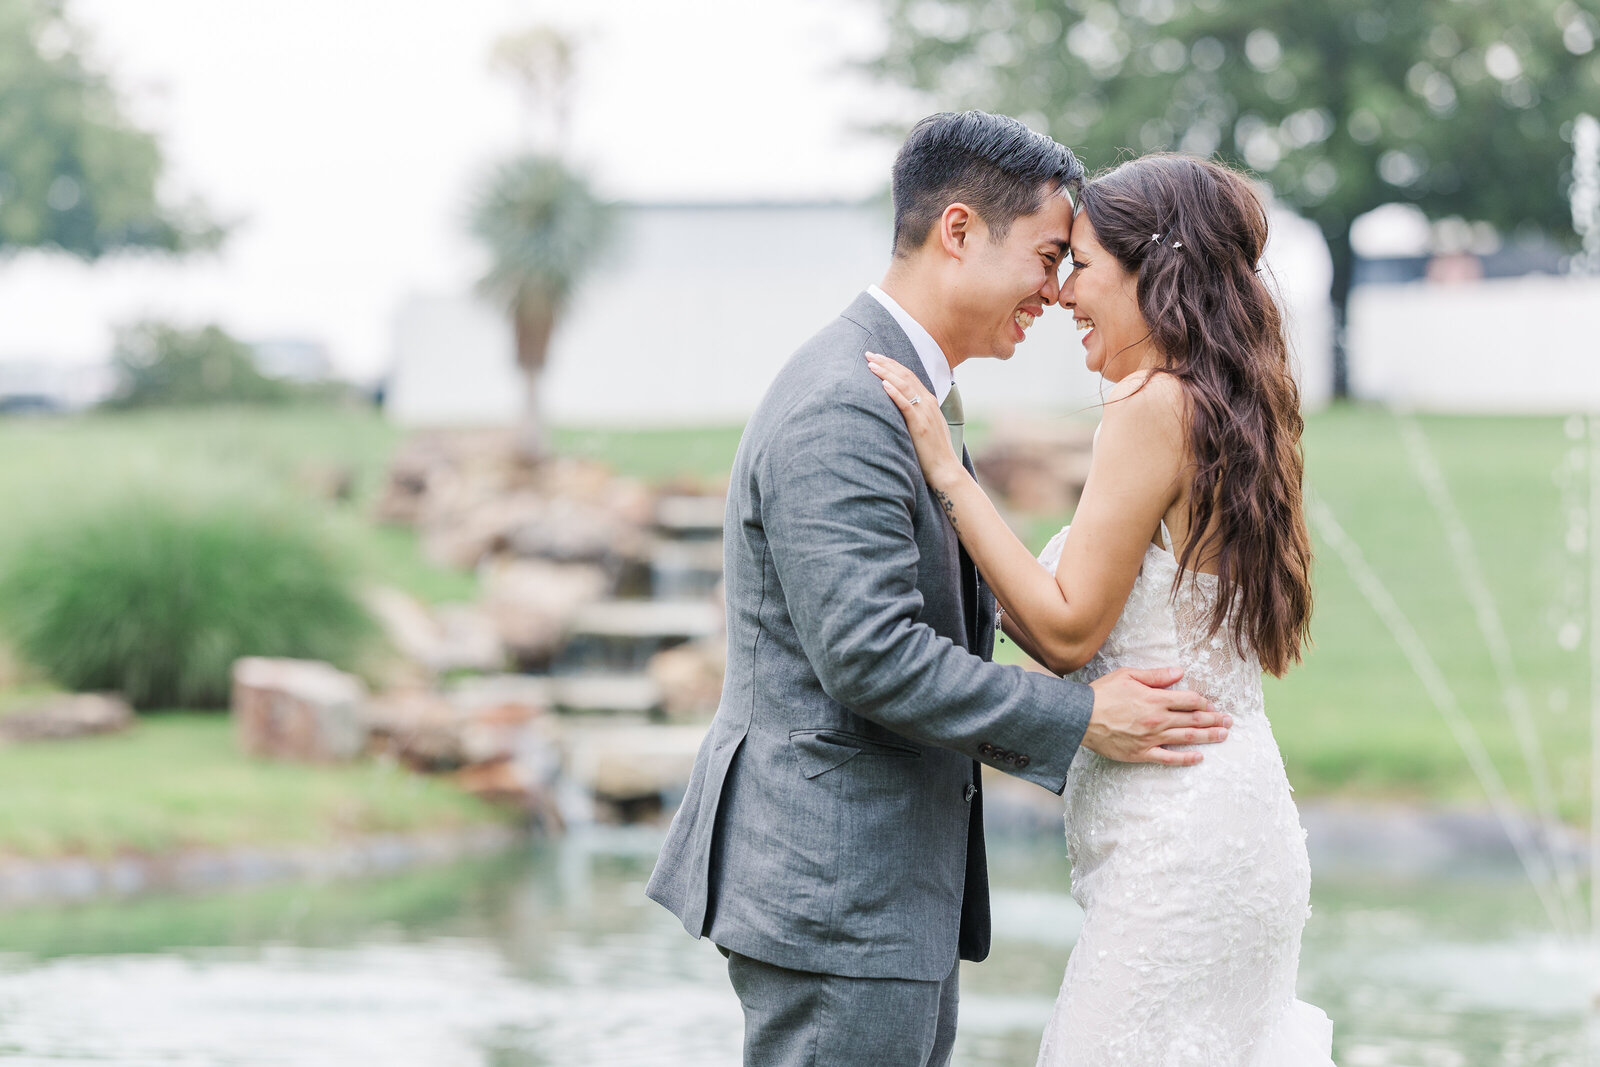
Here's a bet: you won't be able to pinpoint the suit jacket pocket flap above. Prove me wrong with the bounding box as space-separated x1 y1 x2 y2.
789 731 860 779
789 729 918 779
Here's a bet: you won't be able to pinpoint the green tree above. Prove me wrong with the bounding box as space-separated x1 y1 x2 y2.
469 155 613 457
0 0 221 257
107 321 294 408
471 25 612 458
869 0 1600 396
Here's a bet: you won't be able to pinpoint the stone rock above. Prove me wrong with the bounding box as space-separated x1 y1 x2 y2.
973 421 1095 515
647 639 726 720
364 587 504 675
455 757 528 801
374 431 660 579
419 492 544 570
564 722 708 805
503 496 644 566
373 428 522 528
231 658 369 762
455 756 563 832
447 672 555 711
0 693 135 743
364 681 554 771
482 559 610 669
361 690 463 769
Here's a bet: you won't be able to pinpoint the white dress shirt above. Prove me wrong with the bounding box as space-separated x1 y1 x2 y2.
867 284 953 405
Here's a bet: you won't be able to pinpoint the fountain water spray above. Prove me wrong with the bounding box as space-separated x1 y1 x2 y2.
1306 492 1574 934
1567 112 1600 1057
1572 114 1600 277
1396 416 1584 935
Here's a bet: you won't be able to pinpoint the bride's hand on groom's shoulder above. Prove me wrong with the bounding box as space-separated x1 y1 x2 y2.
864 351 963 488
1083 667 1231 766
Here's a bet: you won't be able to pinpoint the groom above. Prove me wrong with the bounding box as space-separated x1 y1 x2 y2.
646 112 1231 1065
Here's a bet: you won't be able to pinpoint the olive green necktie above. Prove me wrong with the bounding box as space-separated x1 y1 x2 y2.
941 381 964 457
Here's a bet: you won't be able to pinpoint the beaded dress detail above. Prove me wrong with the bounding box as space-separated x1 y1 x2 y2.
1033 524 1335 1066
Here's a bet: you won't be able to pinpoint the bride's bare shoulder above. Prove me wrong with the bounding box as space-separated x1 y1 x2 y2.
1100 369 1187 441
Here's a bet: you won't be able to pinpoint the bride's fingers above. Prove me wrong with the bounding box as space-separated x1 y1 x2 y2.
879 376 915 414
865 352 932 402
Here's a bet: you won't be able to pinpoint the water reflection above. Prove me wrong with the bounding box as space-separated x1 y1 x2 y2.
0 828 1588 1065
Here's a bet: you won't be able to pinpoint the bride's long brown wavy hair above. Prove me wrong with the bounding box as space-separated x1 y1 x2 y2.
1078 154 1312 676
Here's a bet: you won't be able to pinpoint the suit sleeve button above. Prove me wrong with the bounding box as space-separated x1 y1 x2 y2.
977 743 995 758
1015 755 1031 769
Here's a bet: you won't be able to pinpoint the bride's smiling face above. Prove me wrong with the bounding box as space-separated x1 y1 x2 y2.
1061 214 1155 382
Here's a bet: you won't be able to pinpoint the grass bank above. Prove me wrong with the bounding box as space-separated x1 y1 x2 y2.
0 714 507 859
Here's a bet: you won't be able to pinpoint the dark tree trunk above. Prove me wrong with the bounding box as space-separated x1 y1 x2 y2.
1323 224 1355 401
513 299 558 462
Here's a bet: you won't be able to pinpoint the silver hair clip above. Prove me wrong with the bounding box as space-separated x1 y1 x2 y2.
1149 231 1184 249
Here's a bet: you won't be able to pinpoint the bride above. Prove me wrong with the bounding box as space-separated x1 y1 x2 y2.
867 153 1335 1065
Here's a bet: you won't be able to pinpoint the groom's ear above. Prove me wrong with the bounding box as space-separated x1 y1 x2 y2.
938 203 975 261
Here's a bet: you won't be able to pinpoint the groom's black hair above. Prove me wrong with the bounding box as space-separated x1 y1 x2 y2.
891 111 1084 256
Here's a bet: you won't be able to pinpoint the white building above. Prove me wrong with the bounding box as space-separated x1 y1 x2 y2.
386 199 1336 428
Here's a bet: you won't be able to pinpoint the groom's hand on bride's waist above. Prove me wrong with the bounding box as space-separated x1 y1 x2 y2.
1083 667 1229 766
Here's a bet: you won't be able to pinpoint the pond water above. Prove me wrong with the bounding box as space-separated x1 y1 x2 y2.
0 828 1592 1066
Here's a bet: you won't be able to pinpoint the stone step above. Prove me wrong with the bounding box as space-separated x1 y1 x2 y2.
569 599 721 642
655 495 726 540
548 673 663 716
442 670 665 718
562 721 707 801
648 540 723 598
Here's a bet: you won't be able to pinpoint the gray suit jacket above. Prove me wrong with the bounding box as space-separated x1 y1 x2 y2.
646 292 1095 981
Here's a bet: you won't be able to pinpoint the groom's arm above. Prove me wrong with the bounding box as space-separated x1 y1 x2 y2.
759 370 1091 793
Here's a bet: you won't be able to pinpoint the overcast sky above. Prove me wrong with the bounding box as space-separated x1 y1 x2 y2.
1 0 915 378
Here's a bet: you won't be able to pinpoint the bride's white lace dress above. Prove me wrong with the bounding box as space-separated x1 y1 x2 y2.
1033 524 1335 1066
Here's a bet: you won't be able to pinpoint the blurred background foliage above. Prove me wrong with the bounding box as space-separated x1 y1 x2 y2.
106 321 298 408
0 0 223 258
867 0 1600 393
0 498 375 709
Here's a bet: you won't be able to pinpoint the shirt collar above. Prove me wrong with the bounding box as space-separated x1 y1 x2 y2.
867 284 953 405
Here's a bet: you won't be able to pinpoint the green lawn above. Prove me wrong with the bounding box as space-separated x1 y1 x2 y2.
0 714 507 859
1276 409 1588 818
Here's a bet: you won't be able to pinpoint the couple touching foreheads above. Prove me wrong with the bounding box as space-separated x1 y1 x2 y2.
647 110 1336 1066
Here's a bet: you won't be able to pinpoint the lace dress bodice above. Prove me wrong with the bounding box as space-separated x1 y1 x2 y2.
1032 526 1334 1066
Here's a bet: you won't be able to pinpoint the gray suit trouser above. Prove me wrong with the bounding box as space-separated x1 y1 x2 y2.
725 949 959 1066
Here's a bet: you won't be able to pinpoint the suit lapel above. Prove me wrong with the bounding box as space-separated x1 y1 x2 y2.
845 291 990 653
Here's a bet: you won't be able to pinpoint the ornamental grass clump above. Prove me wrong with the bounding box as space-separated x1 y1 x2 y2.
0 499 374 709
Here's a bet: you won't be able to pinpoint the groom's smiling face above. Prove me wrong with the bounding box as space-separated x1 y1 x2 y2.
951 184 1075 363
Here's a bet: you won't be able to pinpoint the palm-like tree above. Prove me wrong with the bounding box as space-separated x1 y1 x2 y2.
469 154 612 458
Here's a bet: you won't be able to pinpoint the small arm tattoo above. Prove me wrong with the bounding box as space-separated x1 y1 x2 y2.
933 487 959 529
